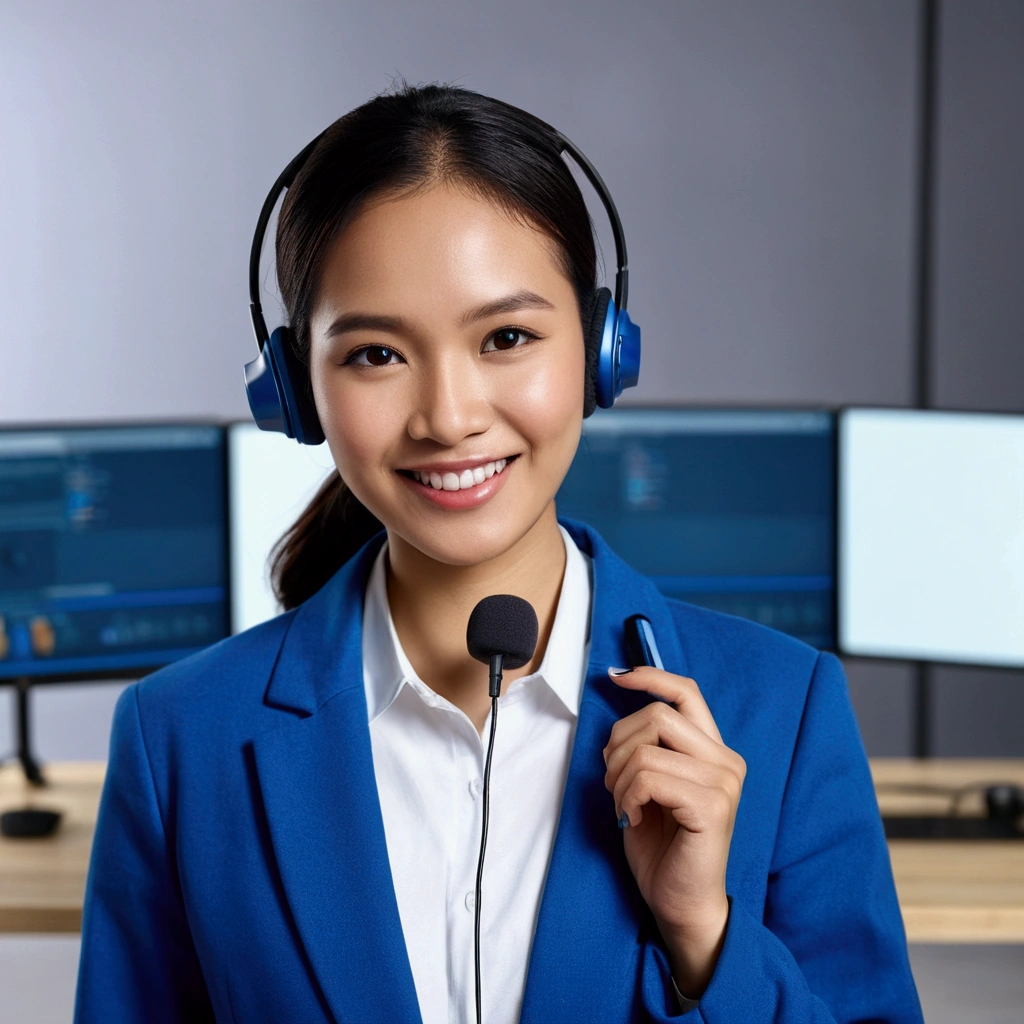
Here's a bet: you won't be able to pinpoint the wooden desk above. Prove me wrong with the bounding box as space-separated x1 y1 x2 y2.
2 759 1023 940
871 758 1024 943
0 761 104 932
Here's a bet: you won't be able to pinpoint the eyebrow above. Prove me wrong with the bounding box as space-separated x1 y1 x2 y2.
324 289 556 339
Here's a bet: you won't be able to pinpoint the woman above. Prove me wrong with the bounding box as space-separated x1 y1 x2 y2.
75 82 923 1023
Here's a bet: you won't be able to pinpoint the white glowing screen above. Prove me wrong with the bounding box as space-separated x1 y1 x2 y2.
228 424 335 634
839 409 1024 666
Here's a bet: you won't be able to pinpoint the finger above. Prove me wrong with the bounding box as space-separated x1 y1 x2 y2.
612 745 741 826
603 696 727 766
604 702 728 786
621 770 733 833
608 665 723 744
610 745 719 819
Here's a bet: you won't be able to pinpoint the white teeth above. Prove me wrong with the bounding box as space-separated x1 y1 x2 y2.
411 458 512 491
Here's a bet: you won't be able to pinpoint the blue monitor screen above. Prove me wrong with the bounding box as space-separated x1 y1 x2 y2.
557 409 836 649
0 424 229 681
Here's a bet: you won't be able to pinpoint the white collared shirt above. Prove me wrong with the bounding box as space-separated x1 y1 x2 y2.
362 524 593 1024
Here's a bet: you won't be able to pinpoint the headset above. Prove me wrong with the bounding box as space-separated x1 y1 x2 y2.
244 121 641 446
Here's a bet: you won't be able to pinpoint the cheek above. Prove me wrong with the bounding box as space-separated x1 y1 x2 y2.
311 364 403 494
504 334 586 460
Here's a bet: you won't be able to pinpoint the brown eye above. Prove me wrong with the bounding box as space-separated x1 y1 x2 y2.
347 345 400 367
365 346 394 365
483 328 538 353
492 330 520 350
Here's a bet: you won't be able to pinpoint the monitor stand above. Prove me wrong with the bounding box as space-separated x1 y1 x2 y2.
13 677 46 787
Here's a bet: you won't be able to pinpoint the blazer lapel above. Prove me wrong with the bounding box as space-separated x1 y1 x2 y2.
520 520 690 1021
251 533 422 1024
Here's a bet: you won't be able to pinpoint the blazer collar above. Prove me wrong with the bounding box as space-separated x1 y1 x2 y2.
253 518 688 1023
262 529 387 716
559 517 690 711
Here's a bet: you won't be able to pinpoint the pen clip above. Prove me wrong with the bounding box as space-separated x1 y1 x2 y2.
623 613 664 670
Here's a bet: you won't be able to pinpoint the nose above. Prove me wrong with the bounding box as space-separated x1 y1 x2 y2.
406 350 492 446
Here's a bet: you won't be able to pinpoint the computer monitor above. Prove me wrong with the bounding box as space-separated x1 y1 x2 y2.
0 422 229 682
228 423 336 634
557 408 836 649
838 408 1024 667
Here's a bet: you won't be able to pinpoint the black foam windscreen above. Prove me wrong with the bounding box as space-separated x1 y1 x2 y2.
466 595 538 670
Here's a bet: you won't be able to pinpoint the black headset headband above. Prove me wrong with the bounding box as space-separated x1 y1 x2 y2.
248 127 630 352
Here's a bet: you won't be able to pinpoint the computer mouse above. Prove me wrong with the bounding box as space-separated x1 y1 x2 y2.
985 784 1024 821
0 808 62 838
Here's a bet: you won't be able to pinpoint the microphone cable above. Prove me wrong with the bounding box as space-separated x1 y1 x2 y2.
474 693 499 1024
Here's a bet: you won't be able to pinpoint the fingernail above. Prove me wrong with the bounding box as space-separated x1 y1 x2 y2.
608 667 633 676
617 810 630 829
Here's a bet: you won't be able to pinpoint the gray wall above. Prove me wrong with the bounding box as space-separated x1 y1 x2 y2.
0 0 1019 762
926 0 1024 757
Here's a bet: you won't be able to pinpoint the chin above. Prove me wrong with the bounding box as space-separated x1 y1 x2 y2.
399 520 528 568
388 501 555 569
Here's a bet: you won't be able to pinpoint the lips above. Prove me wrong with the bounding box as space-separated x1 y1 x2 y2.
405 457 511 492
397 454 519 509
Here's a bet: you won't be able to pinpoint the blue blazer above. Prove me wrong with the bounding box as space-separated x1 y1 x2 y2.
75 519 923 1023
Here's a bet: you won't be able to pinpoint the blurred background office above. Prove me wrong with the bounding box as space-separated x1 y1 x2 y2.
1 0 1022 1020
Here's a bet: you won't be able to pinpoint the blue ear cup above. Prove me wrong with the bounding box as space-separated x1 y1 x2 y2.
584 287 642 415
599 300 640 407
243 326 326 445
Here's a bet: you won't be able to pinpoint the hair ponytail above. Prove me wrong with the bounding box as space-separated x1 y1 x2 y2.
269 472 383 610
268 78 597 610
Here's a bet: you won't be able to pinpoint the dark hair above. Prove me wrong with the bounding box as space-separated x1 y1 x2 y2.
270 79 599 611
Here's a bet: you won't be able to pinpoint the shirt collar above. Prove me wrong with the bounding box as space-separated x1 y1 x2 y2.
362 524 593 723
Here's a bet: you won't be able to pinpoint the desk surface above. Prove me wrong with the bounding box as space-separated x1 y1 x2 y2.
0 761 104 932
872 758 1024 943
2 759 1024 940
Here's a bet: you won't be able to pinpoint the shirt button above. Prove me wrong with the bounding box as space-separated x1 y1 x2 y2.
465 891 476 911
469 778 482 798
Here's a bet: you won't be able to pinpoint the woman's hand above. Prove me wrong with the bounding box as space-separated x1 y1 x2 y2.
602 665 746 999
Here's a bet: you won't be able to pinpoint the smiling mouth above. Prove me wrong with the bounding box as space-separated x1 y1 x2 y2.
398 455 520 492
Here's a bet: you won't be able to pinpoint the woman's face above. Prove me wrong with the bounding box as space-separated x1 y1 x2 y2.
307 182 586 567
